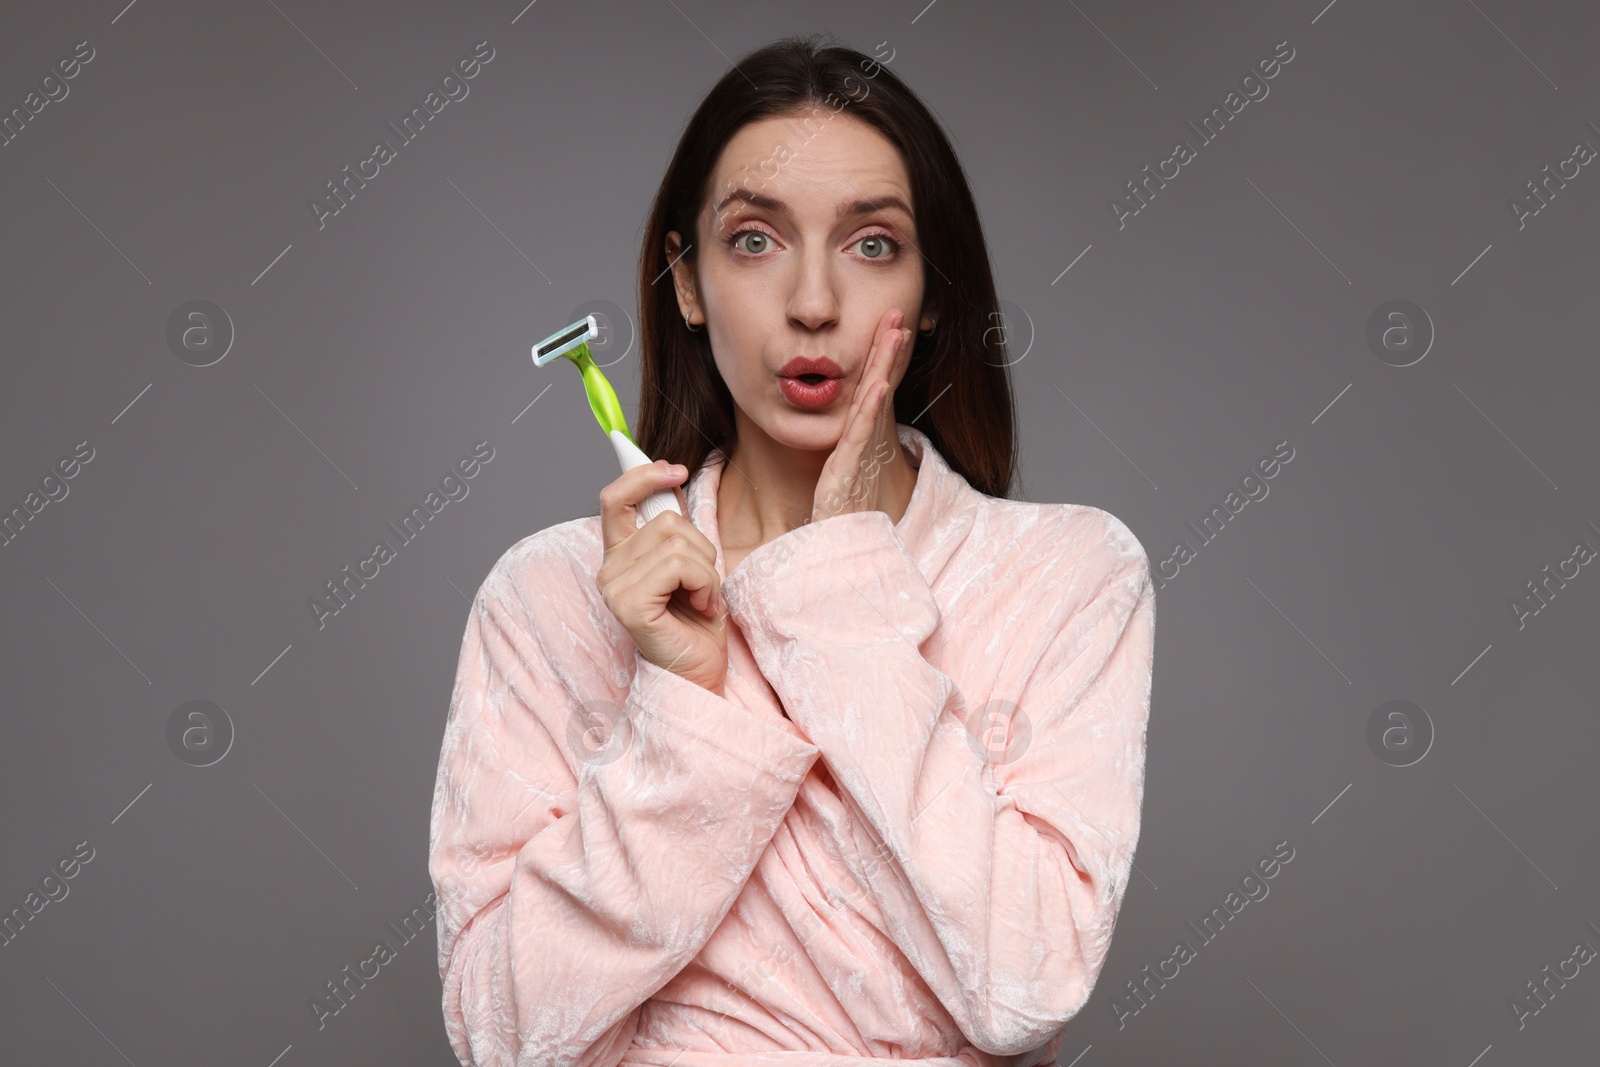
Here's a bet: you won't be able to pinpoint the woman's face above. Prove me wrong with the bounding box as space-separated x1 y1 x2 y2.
667 110 931 453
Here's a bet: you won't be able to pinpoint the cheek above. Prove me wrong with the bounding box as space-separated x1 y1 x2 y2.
702 274 779 391
710 345 766 401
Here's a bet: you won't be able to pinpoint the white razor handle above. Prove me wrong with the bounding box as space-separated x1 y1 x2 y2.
609 430 684 524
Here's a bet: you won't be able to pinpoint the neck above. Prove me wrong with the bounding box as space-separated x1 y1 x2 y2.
716 415 918 555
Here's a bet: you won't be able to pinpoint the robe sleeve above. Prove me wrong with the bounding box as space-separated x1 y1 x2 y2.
429 536 822 1067
720 507 1154 1059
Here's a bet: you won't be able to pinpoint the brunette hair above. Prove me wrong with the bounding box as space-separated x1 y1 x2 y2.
635 32 1017 498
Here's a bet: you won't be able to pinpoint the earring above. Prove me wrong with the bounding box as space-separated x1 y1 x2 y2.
684 313 703 333
919 318 937 335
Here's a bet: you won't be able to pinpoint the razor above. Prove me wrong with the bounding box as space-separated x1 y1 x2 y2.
533 314 684 523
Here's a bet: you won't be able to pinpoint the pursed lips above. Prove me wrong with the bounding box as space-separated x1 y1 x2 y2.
778 355 845 381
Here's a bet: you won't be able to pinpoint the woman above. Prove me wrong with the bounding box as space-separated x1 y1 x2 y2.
429 33 1155 1067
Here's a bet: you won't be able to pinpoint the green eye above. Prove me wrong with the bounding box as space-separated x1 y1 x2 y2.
854 234 898 260
733 231 769 254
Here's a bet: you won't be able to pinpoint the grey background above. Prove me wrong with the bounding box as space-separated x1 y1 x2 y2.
2 0 1597 1064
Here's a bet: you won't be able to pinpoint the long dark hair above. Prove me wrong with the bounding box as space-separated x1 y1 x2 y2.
635 32 1016 499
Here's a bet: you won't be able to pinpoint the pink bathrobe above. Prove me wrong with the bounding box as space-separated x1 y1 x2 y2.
429 423 1155 1067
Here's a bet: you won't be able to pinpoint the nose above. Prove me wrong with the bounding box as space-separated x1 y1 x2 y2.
785 244 840 334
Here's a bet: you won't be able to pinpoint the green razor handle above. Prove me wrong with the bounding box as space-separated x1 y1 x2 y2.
532 315 684 522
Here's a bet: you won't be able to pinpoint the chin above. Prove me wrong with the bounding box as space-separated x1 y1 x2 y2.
754 407 845 452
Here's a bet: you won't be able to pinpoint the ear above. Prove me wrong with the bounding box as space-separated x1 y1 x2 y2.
665 230 702 325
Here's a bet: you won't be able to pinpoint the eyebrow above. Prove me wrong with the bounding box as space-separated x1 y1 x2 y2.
712 189 914 221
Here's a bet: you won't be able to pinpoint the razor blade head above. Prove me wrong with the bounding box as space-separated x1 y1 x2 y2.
533 314 598 366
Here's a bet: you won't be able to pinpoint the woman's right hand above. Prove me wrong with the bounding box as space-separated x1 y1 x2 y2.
597 460 729 695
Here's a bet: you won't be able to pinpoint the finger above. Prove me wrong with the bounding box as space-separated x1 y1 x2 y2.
831 331 894 488
608 509 719 599
640 503 718 567
617 547 724 619
888 326 910 396
600 460 687 552
856 308 894 401
876 328 907 413
871 308 902 385
894 324 913 379
871 314 908 401
878 326 910 433
870 379 894 476
849 312 898 424
688 554 727 617
841 378 885 475
863 318 905 426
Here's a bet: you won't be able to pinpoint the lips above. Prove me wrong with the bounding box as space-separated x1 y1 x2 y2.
778 356 845 410
779 356 844 381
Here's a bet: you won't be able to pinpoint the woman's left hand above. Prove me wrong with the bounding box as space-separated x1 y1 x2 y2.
811 307 914 523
